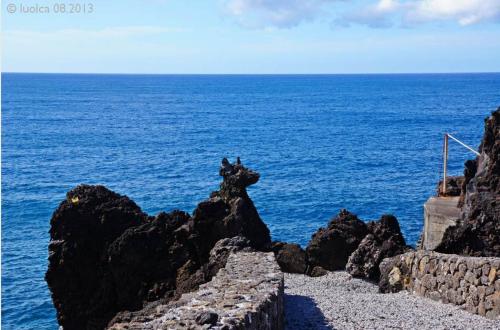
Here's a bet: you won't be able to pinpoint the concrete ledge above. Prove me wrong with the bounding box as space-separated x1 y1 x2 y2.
109 252 284 329
380 250 500 320
422 197 461 250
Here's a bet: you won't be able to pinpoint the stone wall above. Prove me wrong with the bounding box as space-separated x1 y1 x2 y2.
379 250 500 320
109 252 284 329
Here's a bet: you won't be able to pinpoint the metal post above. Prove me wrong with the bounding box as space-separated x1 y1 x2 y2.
442 133 448 196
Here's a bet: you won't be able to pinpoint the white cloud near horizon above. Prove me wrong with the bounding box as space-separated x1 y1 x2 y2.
409 0 500 26
223 0 500 29
338 0 500 28
222 0 335 29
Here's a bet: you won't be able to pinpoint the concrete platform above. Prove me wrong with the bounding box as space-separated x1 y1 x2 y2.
421 196 461 250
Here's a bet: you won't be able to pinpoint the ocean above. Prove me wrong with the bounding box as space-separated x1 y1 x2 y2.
2 73 500 329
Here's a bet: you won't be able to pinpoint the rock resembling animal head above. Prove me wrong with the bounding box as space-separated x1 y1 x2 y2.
219 157 260 201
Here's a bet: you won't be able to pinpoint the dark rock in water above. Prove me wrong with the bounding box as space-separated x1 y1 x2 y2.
346 215 412 281
46 158 270 330
304 211 409 280
306 209 368 271
219 157 260 201
192 157 271 251
436 109 500 257
45 185 149 330
437 176 465 197
271 241 308 274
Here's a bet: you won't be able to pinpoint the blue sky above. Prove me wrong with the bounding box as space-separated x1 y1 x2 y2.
2 0 500 73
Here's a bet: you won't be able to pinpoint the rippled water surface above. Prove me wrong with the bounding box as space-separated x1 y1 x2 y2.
2 73 500 329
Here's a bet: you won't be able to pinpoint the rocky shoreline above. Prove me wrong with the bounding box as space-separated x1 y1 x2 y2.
46 158 272 329
46 108 500 329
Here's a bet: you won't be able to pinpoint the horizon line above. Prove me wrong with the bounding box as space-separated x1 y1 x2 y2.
2 71 500 76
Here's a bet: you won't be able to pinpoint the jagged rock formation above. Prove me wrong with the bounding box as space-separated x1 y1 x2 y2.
302 210 409 280
346 215 411 280
458 159 478 207
436 109 500 257
437 176 465 197
45 185 151 329
306 210 368 271
46 158 270 330
194 157 271 251
46 156 416 328
268 210 409 281
271 242 308 274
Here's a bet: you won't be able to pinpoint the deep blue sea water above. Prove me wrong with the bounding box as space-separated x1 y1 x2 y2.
2 73 500 329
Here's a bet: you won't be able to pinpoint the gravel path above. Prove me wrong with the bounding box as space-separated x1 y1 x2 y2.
284 271 500 330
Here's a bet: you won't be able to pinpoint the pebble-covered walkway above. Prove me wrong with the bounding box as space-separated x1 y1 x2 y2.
284 271 500 330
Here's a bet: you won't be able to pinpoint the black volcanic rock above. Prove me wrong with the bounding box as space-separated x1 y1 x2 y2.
437 176 465 197
108 236 253 327
271 242 308 274
436 109 500 257
219 157 259 201
190 157 271 252
107 211 197 304
304 210 409 279
346 215 412 280
458 159 477 207
46 158 271 330
306 209 368 271
45 185 148 329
